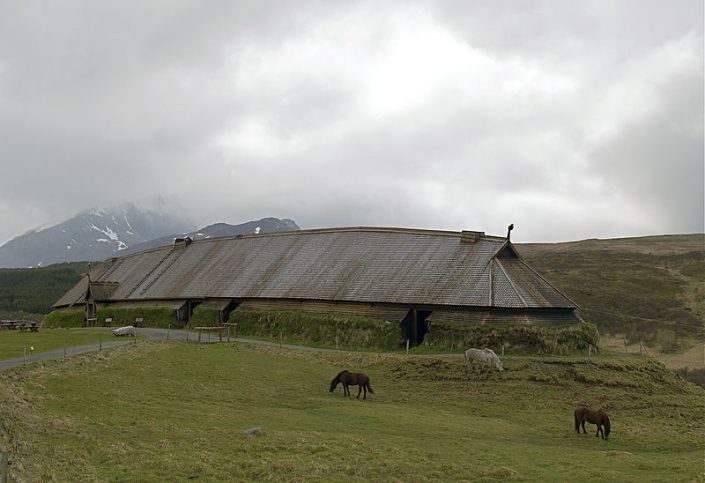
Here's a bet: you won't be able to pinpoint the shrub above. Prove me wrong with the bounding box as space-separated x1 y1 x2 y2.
231 310 404 350
423 321 600 355
96 307 178 329
188 305 221 329
42 310 85 328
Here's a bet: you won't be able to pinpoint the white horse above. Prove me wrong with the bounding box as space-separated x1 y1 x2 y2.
464 348 504 371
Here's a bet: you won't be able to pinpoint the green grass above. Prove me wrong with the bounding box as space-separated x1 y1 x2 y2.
42 309 85 328
0 328 140 361
1 342 702 481
520 243 704 342
233 310 403 350
96 307 177 329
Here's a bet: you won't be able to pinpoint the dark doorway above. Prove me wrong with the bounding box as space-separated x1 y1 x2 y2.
401 308 432 346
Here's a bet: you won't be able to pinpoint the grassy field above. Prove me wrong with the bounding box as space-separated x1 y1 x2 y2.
0 328 140 361
1 341 702 481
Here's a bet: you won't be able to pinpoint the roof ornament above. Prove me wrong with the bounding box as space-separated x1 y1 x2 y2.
507 224 514 241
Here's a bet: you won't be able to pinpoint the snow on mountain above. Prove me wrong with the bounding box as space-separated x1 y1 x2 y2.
0 203 194 268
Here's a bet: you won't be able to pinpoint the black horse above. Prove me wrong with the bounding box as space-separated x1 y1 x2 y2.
329 370 375 399
575 405 611 440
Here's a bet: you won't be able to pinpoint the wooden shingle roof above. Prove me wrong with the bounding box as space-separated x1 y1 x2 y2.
54 227 576 310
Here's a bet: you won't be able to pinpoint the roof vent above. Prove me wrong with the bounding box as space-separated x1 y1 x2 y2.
460 230 484 244
174 236 192 246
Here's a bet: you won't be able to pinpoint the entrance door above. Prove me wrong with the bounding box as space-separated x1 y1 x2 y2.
401 308 432 346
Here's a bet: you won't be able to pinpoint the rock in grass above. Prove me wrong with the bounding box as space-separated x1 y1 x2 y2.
244 427 262 436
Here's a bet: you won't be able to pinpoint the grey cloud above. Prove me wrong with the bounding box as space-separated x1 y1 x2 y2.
0 0 702 245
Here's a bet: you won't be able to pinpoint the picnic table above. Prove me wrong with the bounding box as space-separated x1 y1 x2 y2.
0 320 39 331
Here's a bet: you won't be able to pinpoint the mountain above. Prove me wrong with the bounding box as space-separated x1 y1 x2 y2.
0 204 194 268
120 217 300 255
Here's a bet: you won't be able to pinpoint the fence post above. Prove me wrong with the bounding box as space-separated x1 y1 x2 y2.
501 344 505 357
64 339 67 358
23 347 26 365
335 335 339 350
1 449 10 483
406 339 410 355
588 345 592 357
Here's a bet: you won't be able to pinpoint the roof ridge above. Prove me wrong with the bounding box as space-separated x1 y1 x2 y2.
199 226 510 242
100 226 509 263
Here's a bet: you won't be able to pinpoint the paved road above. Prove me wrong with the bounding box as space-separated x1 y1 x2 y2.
0 340 132 372
0 327 364 372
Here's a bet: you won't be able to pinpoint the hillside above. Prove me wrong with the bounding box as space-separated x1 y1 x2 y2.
0 262 86 316
0 341 702 481
517 234 704 344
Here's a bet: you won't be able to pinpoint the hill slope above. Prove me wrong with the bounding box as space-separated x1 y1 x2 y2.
1 342 702 481
0 262 86 316
517 234 704 342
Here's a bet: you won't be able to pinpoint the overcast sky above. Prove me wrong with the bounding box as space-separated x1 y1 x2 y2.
0 0 702 245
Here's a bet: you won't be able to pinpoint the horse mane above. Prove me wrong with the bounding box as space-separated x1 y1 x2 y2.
335 370 350 378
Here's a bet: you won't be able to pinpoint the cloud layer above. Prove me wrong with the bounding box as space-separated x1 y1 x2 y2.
0 0 702 244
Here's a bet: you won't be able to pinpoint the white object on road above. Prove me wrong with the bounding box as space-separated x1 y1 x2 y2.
112 326 136 337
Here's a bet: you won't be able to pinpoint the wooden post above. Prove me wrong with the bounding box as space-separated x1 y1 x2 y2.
411 308 418 346
227 325 231 342
406 339 410 355
1 450 10 483
64 339 67 358
501 344 505 357
640 340 645 357
588 345 592 357
99 334 102 351
219 328 223 343
198 330 202 344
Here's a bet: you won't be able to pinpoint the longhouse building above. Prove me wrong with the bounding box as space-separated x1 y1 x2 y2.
53 227 581 345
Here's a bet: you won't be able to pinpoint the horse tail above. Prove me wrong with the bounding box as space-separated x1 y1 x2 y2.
603 414 611 439
574 409 580 432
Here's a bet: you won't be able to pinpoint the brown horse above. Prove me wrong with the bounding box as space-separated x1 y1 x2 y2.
575 405 611 440
329 370 375 399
